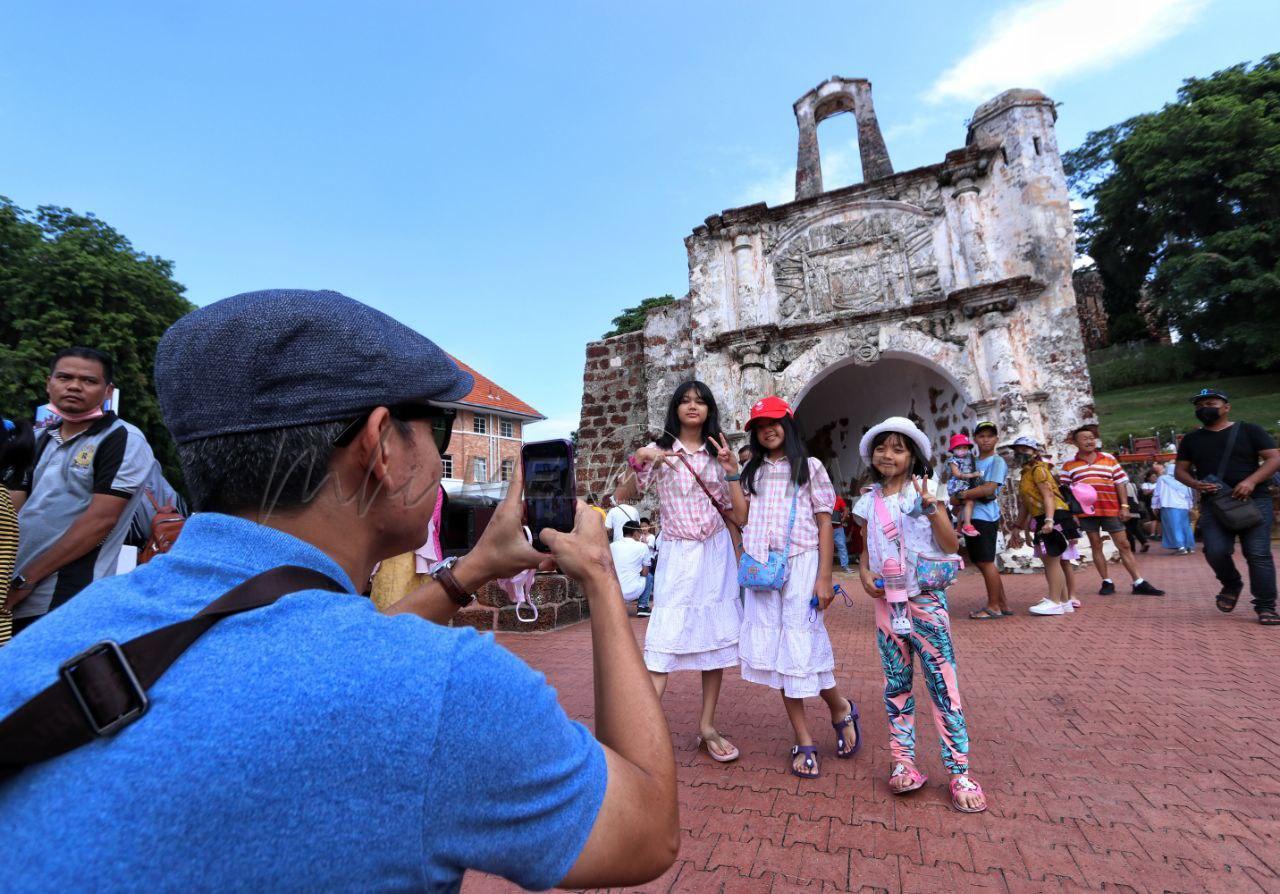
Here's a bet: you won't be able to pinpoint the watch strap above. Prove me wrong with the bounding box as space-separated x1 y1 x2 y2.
432 562 473 607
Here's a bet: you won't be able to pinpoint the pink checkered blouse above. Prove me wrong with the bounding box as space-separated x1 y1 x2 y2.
742 456 836 560
635 440 731 542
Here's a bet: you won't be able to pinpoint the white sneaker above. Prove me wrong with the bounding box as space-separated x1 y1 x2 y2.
1069 598 1082 608
1029 598 1067 616
1062 601 1075 613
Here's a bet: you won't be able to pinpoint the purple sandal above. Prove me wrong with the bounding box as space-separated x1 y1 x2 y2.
832 702 861 759
790 745 820 779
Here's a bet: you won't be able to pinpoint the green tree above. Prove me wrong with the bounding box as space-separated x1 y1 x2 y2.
0 197 195 487
603 294 676 338
1064 55 1280 365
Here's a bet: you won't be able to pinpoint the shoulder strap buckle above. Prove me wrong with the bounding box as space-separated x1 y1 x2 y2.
58 640 150 737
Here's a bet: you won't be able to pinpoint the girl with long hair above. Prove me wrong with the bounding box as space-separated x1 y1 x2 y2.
617 380 747 762
852 417 987 813
737 396 860 779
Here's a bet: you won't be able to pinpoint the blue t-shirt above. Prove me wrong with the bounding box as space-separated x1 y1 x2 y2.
0 514 606 892
972 453 1008 523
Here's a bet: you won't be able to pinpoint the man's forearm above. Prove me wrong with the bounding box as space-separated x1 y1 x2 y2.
384 552 491 624
1243 454 1280 488
19 513 118 583
962 482 998 500
585 570 674 781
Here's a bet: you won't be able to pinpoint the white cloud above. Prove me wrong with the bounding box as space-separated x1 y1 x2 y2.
926 0 1209 105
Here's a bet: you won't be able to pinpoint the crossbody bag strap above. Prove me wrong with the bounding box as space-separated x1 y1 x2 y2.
1215 423 1242 483
674 451 740 533
0 565 345 783
872 487 909 568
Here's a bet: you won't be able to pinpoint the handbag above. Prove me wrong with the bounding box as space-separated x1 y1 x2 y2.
1204 424 1264 532
872 487 962 592
737 487 799 591
137 488 186 565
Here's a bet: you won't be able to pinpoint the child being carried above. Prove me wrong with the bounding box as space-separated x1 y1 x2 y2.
946 433 983 539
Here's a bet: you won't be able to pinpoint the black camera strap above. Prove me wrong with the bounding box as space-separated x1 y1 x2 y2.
0 565 344 783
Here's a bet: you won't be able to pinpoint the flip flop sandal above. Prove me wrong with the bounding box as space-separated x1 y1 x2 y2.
832 702 862 758
697 733 740 763
790 745 820 779
950 774 989 813
889 762 927 795
1000 609 1016 616
967 608 1004 620
1259 611 1280 626
1216 588 1242 613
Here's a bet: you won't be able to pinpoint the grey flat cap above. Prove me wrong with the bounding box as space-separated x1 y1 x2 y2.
155 289 473 444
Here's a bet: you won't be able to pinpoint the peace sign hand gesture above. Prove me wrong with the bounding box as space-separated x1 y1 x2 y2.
708 434 739 476
912 475 937 508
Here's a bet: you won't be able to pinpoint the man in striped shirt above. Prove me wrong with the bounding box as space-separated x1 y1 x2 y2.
1062 426 1164 596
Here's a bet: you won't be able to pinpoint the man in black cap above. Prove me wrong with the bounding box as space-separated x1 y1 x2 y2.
954 421 1011 619
1175 388 1280 625
0 290 680 889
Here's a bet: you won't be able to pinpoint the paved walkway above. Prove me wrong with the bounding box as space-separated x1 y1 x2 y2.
463 546 1280 893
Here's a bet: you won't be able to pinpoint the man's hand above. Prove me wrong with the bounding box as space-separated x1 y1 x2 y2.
539 502 615 589
4 582 35 612
816 574 835 610
1193 479 1220 494
458 462 555 585
1232 479 1257 500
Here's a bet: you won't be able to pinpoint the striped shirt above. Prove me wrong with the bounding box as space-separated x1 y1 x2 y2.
1061 451 1128 518
635 440 730 542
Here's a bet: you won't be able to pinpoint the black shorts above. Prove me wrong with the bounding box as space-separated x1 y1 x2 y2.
1034 509 1081 558
963 518 999 564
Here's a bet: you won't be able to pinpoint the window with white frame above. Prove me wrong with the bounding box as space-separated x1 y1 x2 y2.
500 458 514 482
499 418 514 438
442 454 454 479
473 458 487 483
472 415 487 435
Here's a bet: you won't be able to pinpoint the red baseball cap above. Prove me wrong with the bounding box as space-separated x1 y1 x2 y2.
746 395 793 429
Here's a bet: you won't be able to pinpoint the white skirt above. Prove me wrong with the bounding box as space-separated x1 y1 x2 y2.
739 548 836 698
643 527 742 673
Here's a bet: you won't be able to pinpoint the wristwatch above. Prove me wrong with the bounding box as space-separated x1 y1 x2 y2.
428 557 474 607
11 573 26 589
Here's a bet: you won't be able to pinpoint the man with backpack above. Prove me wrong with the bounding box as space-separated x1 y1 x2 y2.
1062 426 1164 597
1175 388 1280 625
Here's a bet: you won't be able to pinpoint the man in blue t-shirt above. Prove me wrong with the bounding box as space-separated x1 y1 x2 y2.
953 421 1010 619
0 289 680 891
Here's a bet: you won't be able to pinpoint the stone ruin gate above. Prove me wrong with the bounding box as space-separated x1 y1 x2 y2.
577 77 1095 502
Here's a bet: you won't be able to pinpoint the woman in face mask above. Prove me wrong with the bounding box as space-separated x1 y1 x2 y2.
1007 437 1081 616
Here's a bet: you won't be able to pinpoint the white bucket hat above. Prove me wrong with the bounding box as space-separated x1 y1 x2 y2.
859 416 932 464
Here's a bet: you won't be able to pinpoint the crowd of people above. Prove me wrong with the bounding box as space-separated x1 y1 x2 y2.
0 288 1276 889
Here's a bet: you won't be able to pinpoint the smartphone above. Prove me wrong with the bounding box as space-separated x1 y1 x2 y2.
522 439 577 552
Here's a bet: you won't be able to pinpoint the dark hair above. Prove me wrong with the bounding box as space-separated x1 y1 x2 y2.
622 520 642 536
741 414 811 495
655 380 723 459
585 494 598 505
0 418 36 483
640 516 651 524
1070 424 1099 441
50 347 114 384
866 430 933 483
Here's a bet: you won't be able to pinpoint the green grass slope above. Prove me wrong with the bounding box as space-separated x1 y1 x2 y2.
1093 373 1280 449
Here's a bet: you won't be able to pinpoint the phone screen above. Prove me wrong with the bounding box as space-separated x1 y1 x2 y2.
522 439 576 551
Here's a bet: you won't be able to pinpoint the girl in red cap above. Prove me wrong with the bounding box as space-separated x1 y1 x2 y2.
738 396 860 779
945 432 983 539
618 380 747 763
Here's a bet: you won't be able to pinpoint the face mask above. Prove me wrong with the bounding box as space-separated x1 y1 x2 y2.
1195 406 1222 425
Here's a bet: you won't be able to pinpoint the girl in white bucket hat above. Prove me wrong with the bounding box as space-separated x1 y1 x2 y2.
850 416 987 813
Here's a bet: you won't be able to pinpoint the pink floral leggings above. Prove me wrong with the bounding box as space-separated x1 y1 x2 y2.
873 589 970 775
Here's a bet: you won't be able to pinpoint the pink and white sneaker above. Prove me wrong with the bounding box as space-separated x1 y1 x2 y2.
960 523 981 538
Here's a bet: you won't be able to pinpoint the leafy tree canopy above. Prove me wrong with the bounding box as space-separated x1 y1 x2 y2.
603 294 676 338
0 197 195 487
1064 55 1280 366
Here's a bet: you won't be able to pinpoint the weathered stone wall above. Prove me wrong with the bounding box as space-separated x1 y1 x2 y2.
1074 266 1108 350
576 330 648 501
577 80 1098 482
453 572 589 633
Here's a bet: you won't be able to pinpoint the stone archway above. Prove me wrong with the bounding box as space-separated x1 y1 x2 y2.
793 352 976 495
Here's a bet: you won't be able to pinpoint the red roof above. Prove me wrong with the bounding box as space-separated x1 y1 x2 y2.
447 355 544 420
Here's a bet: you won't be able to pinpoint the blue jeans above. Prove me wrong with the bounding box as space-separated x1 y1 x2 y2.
833 529 850 568
1198 495 1275 613
1160 508 1195 550
639 572 654 611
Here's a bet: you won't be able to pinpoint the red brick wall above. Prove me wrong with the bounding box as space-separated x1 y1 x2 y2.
445 409 526 484
575 331 650 500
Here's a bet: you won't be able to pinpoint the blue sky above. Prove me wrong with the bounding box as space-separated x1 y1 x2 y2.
3 0 1276 437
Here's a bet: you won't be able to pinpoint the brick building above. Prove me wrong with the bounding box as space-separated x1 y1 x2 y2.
440 355 544 496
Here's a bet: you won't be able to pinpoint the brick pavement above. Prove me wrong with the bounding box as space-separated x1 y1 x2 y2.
462 547 1280 893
